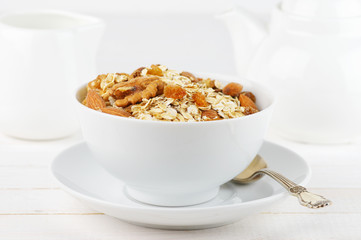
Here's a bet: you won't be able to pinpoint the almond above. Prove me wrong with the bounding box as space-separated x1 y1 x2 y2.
201 109 222 121
223 82 243 97
239 94 258 110
86 90 106 110
240 91 256 103
180 71 197 82
101 107 131 117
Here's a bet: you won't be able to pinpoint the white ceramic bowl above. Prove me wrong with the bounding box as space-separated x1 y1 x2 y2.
75 73 275 207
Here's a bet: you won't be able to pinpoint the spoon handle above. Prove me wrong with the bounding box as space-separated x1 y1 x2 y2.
256 169 332 209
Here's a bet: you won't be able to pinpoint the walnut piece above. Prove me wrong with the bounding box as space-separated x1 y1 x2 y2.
113 76 164 107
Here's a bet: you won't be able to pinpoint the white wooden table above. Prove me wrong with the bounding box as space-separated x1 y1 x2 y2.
0 131 360 240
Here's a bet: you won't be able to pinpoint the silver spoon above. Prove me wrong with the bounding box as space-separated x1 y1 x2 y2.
233 155 332 209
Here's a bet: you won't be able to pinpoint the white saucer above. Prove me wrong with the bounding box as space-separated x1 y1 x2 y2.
51 141 310 230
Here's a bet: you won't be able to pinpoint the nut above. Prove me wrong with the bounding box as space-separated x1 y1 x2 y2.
243 106 258 115
180 71 197 82
201 109 222 121
130 67 145 78
223 82 243 97
86 90 106 110
239 94 258 110
101 107 131 117
240 91 256 103
113 76 163 107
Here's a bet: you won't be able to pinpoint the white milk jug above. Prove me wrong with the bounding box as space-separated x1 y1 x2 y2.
219 0 361 143
0 10 105 140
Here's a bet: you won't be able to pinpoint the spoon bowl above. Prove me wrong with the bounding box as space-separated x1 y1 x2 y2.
233 154 332 209
233 155 267 184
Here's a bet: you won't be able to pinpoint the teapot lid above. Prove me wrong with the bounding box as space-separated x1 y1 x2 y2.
281 0 361 18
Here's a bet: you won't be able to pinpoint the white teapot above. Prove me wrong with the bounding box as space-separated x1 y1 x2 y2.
219 0 361 143
0 11 105 140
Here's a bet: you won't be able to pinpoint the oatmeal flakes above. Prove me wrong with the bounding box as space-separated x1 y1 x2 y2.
83 65 259 121
161 108 178 120
214 80 223 89
187 105 199 115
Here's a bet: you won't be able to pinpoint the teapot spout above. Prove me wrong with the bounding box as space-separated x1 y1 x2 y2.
217 6 267 77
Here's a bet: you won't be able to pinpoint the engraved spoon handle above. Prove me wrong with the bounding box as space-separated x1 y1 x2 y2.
252 169 332 209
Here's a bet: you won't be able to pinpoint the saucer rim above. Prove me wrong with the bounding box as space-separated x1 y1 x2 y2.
51 140 311 212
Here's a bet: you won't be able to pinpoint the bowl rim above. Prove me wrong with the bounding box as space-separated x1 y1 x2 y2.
74 72 276 126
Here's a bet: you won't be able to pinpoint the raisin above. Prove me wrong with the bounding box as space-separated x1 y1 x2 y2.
164 85 187 100
192 92 208 107
147 64 163 76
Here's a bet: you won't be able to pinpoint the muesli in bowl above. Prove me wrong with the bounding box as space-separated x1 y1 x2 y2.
75 65 275 207
83 64 259 122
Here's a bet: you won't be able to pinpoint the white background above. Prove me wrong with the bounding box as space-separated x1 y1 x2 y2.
0 0 279 75
0 1 360 239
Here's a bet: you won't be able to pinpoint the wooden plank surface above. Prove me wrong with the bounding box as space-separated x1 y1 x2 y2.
0 132 360 239
0 214 359 240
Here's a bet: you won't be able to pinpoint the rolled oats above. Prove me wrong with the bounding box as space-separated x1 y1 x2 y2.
84 65 259 120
